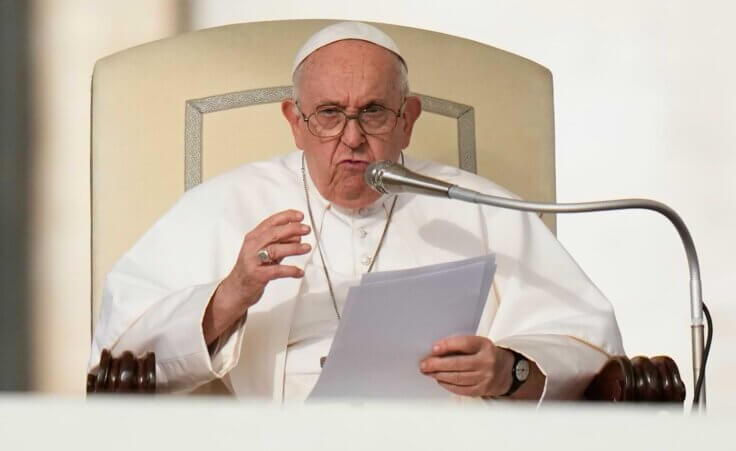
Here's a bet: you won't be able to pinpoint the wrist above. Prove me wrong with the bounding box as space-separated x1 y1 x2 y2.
215 275 251 316
203 278 248 345
499 349 530 397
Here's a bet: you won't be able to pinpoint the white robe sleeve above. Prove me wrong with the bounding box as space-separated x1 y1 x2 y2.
480 190 625 401
495 335 610 400
95 281 246 393
88 179 251 393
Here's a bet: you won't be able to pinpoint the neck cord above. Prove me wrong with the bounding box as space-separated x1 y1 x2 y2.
301 153 398 320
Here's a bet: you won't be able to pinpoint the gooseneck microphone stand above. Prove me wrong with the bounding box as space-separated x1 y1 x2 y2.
366 161 709 412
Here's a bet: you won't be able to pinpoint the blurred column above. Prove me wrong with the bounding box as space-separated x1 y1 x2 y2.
28 0 189 394
0 0 30 391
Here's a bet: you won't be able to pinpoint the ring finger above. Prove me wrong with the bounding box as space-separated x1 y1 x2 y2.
257 242 311 265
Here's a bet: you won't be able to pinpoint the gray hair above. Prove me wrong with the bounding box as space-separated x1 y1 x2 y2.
292 52 409 103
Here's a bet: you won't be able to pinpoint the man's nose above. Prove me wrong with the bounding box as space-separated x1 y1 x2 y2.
340 117 365 149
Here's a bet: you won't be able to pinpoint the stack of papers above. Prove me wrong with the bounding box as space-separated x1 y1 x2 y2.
309 255 496 401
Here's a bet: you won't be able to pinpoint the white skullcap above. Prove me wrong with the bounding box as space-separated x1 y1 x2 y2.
292 21 406 75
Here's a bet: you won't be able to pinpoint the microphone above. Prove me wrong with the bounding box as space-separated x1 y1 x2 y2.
364 159 709 411
364 160 454 197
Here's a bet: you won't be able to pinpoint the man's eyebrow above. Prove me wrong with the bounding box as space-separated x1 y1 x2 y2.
361 99 389 108
311 97 347 108
314 98 389 109
314 101 347 109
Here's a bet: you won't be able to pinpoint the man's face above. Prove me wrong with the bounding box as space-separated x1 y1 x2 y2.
282 40 421 209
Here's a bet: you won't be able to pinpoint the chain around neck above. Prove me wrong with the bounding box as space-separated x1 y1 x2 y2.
301 153 398 320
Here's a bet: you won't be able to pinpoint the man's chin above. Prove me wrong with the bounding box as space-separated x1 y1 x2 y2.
330 186 381 210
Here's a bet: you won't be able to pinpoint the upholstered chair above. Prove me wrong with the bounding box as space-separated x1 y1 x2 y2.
88 20 683 402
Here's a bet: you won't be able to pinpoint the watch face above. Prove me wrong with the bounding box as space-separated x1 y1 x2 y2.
514 359 530 382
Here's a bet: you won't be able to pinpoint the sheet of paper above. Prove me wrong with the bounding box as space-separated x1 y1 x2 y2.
308 255 496 401
361 254 495 285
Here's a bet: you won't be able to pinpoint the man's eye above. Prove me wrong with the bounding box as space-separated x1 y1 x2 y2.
362 105 385 114
318 108 342 117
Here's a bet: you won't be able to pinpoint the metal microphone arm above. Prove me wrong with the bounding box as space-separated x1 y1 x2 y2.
364 160 706 411
449 186 706 411
364 160 453 197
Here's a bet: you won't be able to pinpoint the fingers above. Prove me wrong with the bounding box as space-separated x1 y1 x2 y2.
259 242 312 263
256 210 309 241
258 209 305 229
259 263 305 281
217 210 311 317
420 336 517 398
430 335 486 356
420 354 478 373
420 335 499 398
256 221 311 248
241 209 311 265
279 235 303 244
429 371 483 387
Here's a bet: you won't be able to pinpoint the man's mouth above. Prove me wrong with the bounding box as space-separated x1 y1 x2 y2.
339 159 371 169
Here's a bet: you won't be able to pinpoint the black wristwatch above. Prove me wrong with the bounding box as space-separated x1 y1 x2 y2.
501 350 530 397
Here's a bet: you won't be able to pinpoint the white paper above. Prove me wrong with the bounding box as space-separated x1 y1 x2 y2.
361 254 495 285
308 255 496 400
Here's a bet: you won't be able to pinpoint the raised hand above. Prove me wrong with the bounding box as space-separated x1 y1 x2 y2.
203 209 312 344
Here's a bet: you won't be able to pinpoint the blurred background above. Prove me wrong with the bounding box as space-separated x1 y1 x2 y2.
2 0 734 412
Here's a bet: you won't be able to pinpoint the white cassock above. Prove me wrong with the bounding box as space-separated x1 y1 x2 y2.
89 150 624 402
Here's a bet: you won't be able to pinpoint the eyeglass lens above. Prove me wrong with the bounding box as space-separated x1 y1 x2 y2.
308 106 397 137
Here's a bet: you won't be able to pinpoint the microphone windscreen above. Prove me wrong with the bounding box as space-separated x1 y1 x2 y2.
364 161 394 193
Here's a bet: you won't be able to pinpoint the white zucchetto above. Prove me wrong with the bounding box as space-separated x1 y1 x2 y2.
292 21 406 75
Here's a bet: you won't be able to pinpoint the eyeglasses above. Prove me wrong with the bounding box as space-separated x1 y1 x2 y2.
296 101 404 138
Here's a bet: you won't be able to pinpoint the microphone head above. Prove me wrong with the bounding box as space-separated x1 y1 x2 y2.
364 160 395 194
364 159 452 197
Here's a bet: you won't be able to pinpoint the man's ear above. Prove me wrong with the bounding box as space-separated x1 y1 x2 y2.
399 96 422 149
282 99 305 149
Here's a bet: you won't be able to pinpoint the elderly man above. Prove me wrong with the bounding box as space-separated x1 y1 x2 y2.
90 22 623 402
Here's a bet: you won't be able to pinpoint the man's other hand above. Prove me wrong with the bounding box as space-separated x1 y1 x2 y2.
419 335 516 398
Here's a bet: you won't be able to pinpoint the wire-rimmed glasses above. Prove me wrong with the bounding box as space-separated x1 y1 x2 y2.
297 102 404 138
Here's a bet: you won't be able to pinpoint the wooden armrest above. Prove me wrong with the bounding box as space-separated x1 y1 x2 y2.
583 355 685 403
86 349 156 395
87 350 685 403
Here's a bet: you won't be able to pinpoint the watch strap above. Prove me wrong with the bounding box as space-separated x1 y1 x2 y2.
501 350 528 397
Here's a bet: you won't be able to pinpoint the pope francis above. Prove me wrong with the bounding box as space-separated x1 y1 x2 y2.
89 22 624 402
